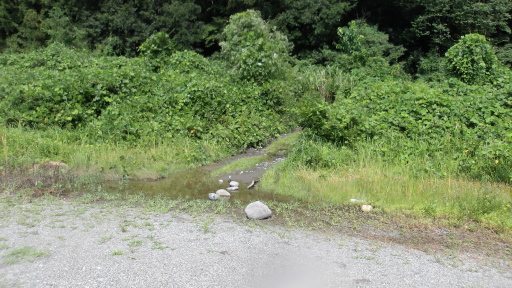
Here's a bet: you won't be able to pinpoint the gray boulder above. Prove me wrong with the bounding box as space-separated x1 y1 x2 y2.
245 201 272 220
208 193 220 200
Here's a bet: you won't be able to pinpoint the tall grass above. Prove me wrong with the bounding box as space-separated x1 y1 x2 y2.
2 126 231 180
262 133 512 233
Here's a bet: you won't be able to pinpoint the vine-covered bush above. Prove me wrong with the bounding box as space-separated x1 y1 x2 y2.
334 20 405 69
219 10 293 83
445 34 501 85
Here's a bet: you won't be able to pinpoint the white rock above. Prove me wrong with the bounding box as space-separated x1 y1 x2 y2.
219 179 224 184
226 186 239 192
216 189 231 197
229 181 239 187
208 193 220 200
245 201 272 220
361 205 373 212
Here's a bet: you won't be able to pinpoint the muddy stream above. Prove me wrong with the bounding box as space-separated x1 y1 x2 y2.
103 148 293 204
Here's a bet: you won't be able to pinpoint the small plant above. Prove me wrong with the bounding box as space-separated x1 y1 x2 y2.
111 250 124 256
99 234 114 244
0 238 9 250
128 239 143 248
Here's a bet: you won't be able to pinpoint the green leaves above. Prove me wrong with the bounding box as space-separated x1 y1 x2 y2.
335 20 406 68
219 10 293 83
445 34 501 85
298 67 512 182
0 45 297 150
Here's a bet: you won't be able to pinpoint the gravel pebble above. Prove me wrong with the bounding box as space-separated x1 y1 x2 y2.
0 201 511 288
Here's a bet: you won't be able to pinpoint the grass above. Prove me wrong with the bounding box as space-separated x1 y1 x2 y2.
261 135 512 235
0 125 232 181
212 131 300 176
111 250 124 256
212 155 267 176
0 238 8 250
3 246 49 264
1 127 511 261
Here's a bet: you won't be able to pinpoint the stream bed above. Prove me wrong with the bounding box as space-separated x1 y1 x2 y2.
103 148 292 204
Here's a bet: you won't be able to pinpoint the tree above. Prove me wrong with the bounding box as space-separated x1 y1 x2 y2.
219 9 293 82
335 20 405 66
270 0 354 55
409 0 512 52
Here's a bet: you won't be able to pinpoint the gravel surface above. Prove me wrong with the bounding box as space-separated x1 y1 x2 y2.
1 201 511 288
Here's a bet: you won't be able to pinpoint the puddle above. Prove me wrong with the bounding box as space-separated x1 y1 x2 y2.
103 133 296 204
102 166 291 204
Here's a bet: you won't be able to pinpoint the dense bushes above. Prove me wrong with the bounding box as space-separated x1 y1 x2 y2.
0 44 296 150
297 65 512 182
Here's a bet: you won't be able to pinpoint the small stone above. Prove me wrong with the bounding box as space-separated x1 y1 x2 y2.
245 201 272 220
361 205 373 212
226 186 238 192
208 193 220 200
229 180 239 187
216 189 231 197
219 179 224 184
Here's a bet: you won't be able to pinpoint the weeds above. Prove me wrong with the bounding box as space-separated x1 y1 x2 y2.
99 234 114 244
3 246 49 264
111 250 124 256
262 133 512 234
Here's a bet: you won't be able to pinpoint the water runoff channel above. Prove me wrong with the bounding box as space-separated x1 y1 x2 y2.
102 148 294 205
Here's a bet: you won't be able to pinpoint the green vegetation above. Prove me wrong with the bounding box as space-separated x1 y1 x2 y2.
111 250 124 256
212 132 300 175
446 34 501 85
1 4 512 240
3 246 49 264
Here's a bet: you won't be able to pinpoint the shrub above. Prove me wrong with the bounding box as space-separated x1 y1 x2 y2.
335 20 405 68
138 32 178 71
219 10 293 83
299 75 512 182
445 33 501 85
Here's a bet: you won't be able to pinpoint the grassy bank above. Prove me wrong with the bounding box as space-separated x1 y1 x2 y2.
1 126 232 181
261 133 512 235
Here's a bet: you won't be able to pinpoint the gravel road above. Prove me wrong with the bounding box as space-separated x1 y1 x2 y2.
1 200 511 288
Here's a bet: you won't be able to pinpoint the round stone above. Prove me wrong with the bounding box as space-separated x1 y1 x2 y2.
216 189 231 197
245 201 272 220
361 205 373 212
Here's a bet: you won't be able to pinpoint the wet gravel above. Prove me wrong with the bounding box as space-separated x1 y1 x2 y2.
1 201 511 288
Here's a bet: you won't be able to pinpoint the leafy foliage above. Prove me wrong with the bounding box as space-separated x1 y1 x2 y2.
409 0 512 51
330 20 406 71
445 34 501 85
270 0 354 54
336 20 405 65
219 10 293 82
297 64 512 182
0 44 296 150
138 32 178 71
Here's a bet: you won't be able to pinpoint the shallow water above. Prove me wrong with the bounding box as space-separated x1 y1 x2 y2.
102 167 292 204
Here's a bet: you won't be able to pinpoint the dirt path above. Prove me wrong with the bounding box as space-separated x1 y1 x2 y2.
1 200 511 288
